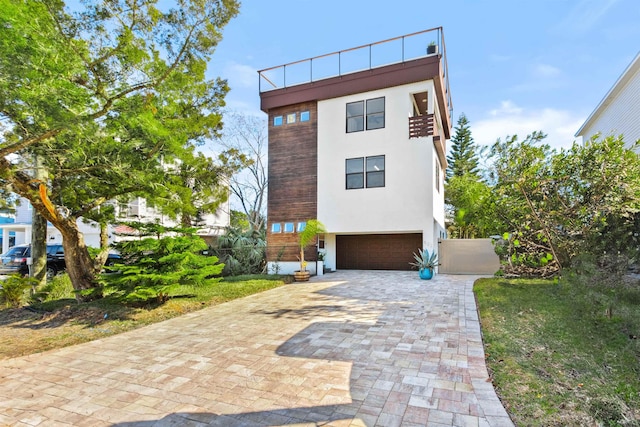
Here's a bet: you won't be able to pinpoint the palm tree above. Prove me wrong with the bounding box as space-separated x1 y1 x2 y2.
298 219 325 272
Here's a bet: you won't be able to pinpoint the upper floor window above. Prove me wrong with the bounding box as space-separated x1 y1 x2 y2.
346 155 385 189
300 111 310 122
271 223 282 233
346 97 385 133
366 97 385 130
284 222 294 233
273 116 283 126
286 113 296 124
346 101 364 133
366 155 385 188
346 158 364 189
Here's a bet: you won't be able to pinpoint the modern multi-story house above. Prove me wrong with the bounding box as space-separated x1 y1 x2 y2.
576 52 640 150
259 28 452 274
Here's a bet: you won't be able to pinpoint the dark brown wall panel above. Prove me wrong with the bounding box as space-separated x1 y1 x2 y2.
266 101 318 262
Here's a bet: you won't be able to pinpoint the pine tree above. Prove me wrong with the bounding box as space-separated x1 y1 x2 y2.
446 114 480 180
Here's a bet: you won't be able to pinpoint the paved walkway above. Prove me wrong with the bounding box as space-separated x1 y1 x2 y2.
0 271 513 427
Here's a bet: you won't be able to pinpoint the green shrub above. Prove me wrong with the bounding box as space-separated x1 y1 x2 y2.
0 275 37 308
31 274 74 302
102 227 224 304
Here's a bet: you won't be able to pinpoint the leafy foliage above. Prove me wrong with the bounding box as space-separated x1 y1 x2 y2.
102 225 224 304
489 133 640 277
0 275 37 308
0 0 240 296
31 274 75 303
445 174 497 238
298 219 325 271
212 226 266 276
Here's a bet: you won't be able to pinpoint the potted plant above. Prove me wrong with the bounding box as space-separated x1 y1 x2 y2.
427 41 438 55
409 248 438 280
294 219 326 282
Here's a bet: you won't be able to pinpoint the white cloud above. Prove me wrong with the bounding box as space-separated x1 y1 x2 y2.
224 61 258 89
533 63 561 78
557 0 619 34
471 101 585 150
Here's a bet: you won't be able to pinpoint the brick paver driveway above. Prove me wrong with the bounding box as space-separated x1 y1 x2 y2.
0 271 513 427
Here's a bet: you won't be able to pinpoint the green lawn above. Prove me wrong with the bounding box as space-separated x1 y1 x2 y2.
474 277 640 426
0 274 290 360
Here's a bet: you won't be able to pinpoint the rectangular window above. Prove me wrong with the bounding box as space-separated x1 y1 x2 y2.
286 113 296 124
271 223 282 233
284 222 294 233
346 156 385 189
297 222 306 232
273 116 283 126
346 101 364 133
366 97 385 130
300 111 310 122
346 157 364 189
366 155 385 188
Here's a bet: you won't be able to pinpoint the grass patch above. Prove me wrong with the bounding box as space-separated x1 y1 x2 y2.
474 277 640 426
0 274 290 360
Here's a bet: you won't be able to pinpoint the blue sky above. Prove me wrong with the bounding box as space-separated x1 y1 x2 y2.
212 0 640 150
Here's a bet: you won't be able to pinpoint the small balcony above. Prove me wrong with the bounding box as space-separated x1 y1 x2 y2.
409 114 435 139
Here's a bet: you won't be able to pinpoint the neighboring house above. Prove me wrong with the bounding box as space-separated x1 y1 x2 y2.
259 28 452 274
0 197 108 255
0 195 230 254
0 214 15 249
112 196 230 244
576 52 640 150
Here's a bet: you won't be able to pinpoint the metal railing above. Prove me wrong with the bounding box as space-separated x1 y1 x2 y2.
258 27 452 117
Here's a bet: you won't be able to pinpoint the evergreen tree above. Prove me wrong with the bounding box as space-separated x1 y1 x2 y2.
0 0 239 299
446 114 480 180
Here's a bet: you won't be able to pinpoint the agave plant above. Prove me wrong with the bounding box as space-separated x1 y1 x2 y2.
409 248 438 271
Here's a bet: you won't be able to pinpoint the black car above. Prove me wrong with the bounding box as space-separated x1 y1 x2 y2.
0 244 32 277
0 244 120 279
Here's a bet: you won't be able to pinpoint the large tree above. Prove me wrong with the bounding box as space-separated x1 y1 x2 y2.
216 112 268 232
446 113 480 180
489 133 640 276
0 0 239 299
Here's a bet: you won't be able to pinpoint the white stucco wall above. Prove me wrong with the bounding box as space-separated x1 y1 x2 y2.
317 80 446 267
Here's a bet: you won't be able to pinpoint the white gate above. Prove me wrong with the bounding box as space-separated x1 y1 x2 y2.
438 238 500 275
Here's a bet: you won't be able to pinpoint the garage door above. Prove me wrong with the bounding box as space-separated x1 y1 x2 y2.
336 233 422 270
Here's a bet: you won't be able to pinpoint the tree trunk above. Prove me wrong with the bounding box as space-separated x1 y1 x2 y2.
57 218 103 301
30 209 48 288
92 223 110 268
30 154 48 288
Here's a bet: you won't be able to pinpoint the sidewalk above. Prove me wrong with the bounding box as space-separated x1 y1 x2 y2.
0 271 513 426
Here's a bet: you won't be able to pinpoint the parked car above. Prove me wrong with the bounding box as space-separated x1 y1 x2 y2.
0 244 120 279
0 244 31 277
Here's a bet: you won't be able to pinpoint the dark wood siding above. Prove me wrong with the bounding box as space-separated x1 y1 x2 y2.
336 234 422 270
266 101 318 262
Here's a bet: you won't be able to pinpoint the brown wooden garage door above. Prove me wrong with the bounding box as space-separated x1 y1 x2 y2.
336 233 422 270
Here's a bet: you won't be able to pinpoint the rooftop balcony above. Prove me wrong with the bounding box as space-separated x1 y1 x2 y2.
258 27 453 123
